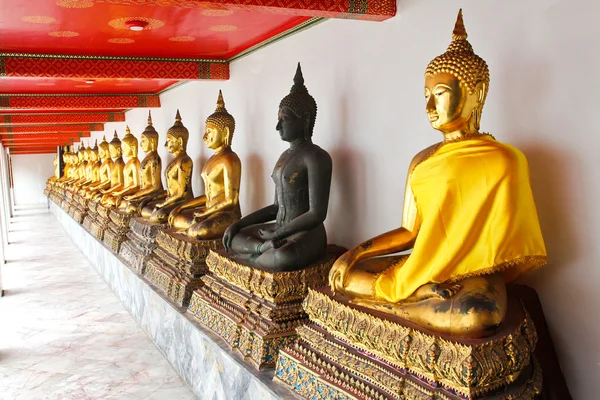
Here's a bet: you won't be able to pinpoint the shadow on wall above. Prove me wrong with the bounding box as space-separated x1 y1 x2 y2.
327 94 367 248
243 153 265 213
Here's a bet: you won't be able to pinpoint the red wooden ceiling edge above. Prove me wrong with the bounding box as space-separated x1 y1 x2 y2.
0 112 126 125
94 0 396 21
0 124 103 133
0 95 160 110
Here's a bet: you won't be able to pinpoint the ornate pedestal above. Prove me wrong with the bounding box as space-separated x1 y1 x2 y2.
87 203 112 240
188 246 345 370
71 194 88 224
119 217 163 274
145 229 220 307
104 208 135 253
274 286 543 400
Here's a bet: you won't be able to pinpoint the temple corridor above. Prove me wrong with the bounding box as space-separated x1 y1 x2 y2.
0 209 196 399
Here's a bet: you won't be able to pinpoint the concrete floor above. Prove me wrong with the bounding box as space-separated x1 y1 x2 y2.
0 208 196 400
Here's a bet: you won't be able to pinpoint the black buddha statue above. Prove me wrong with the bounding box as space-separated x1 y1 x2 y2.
223 63 332 271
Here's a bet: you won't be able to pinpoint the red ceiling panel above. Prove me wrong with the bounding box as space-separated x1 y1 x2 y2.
0 112 125 125
0 1 311 59
0 77 180 94
0 124 103 133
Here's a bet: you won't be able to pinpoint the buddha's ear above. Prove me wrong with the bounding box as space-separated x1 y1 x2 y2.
177 136 184 149
475 81 487 104
223 126 231 146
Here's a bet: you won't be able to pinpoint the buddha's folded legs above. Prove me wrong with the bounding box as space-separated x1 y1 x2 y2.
186 211 241 240
347 261 507 338
230 223 327 272
142 200 187 223
170 209 196 231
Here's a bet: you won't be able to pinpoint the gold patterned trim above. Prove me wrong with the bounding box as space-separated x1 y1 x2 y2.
206 249 341 304
447 255 547 284
0 52 228 63
303 289 538 397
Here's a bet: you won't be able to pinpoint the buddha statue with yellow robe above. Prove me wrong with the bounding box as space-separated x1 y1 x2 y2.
101 126 141 208
328 10 547 339
141 110 194 224
168 90 241 239
275 11 547 400
77 141 101 195
121 112 163 214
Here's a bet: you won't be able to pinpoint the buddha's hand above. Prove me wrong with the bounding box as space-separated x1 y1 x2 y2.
223 223 241 252
258 229 277 241
328 252 356 294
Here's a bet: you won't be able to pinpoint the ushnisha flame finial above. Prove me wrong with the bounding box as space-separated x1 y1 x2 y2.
425 9 489 97
279 62 318 136
147 110 153 126
206 90 236 136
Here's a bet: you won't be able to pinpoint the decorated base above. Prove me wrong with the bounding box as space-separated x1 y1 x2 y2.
71 194 88 224
103 208 135 253
145 229 220 307
88 203 112 240
118 217 163 275
188 246 345 370
274 286 543 400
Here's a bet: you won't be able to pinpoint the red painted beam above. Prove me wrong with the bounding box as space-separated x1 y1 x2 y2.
11 150 57 155
0 124 103 133
1 55 229 80
0 95 160 110
95 0 396 21
0 112 125 125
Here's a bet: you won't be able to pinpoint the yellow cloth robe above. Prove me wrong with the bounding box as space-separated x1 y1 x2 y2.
374 136 547 303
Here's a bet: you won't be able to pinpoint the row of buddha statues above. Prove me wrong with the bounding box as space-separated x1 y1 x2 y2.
46 10 548 399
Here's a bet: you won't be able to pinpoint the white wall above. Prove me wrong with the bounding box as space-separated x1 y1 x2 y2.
12 154 55 206
83 0 600 397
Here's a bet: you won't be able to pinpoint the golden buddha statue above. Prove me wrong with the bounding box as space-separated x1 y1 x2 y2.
141 110 193 223
168 91 241 239
101 126 141 207
76 143 98 192
96 131 124 202
328 10 547 339
121 112 164 214
77 141 101 194
83 136 113 199
71 145 88 188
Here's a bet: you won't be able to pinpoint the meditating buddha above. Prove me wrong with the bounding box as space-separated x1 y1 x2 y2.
96 131 125 202
168 91 241 239
101 126 141 207
121 112 163 214
222 63 332 271
141 110 193 223
328 10 547 338
83 136 113 199
55 147 72 186
76 142 100 194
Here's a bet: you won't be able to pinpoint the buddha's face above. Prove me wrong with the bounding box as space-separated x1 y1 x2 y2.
89 151 98 162
203 122 227 150
109 144 121 158
425 72 480 134
165 134 182 154
122 141 132 157
276 106 307 143
83 151 89 161
78 152 84 162
140 135 151 153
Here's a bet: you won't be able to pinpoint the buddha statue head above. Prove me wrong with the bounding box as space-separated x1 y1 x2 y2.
89 140 99 163
424 9 489 136
277 63 317 142
82 143 90 162
98 136 109 160
77 145 85 163
204 90 235 150
165 110 189 155
140 111 159 153
109 131 122 159
121 125 138 158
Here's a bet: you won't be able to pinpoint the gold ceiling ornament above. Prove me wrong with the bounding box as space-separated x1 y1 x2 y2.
56 0 94 9
21 16 57 24
108 17 165 31
168 36 195 42
108 38 135 44
209 25 237 32
202 10 233 17
48 31 80 37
